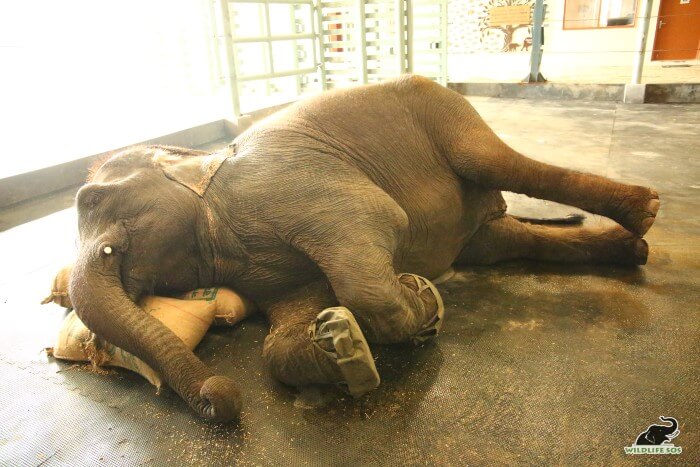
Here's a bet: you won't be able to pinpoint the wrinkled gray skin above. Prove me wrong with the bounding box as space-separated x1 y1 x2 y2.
70 76 659 422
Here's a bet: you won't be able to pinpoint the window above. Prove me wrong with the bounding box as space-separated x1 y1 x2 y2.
563 0 637 29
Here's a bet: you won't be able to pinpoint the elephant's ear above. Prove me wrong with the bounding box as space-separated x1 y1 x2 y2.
154 149 230 197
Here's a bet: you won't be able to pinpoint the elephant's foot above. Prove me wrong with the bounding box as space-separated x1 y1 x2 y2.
611 186 660 237
625 236 649 266
310 307 380 397
397 274 445 345
591 225 650 266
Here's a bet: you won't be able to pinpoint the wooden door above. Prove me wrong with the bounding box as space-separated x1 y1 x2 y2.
652 0 700 60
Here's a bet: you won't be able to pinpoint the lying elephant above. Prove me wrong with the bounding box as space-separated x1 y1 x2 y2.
69 75 659 422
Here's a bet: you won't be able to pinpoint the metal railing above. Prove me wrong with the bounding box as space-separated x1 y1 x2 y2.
217 0 324 115
215 0 448 116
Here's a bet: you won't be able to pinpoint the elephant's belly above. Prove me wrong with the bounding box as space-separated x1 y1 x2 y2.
229 247 326 302
394 178 503 279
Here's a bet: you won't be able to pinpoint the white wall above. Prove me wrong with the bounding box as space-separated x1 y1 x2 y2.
0 0 226 178
446 0 694 83
540 0 639 80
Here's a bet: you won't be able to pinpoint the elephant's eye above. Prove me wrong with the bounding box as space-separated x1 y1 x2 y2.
84 192 102 208
77 185 105 210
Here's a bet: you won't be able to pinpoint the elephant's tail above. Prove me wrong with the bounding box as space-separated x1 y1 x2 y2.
512 213 585 226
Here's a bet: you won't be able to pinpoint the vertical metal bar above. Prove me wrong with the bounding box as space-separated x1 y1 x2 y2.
314 0 327 89
218 0 241 116
439 0 447 85
208 0 223 91
396 0 406 74
526 0 545 83
357 0 368 84
405 0 412 73
290 5 302 94
631 0 653 84
264 2 274 95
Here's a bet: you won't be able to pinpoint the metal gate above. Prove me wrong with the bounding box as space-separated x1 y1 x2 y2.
215 0 447 115
408 0 447 85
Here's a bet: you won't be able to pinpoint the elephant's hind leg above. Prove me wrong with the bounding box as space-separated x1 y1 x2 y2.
261 281 380 397
417 82 659 236
456 215 648 266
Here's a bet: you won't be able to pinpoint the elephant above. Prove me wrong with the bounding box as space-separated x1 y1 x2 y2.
634 417 680 445
69 75 660 422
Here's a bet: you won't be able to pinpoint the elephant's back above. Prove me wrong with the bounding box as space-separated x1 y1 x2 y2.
236 82 504 279
285 83 502 277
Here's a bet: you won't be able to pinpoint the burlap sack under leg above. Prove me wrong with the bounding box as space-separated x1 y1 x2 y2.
309 306 380 397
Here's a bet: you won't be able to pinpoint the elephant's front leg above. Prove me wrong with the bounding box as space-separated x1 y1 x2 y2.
303 241 445 346
261 281 380 397
257 155 444 346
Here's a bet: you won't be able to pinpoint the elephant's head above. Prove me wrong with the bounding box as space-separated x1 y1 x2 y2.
69 145 241 422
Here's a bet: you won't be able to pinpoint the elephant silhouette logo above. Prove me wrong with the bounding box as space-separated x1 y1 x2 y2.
634 416 679 445
624 416 682 455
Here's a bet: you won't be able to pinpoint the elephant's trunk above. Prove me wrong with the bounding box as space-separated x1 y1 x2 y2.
70 226 241 422
660 416 678 433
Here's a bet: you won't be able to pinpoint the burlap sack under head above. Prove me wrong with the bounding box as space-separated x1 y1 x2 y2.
41 266 73 308
42 264 255 326
44 265 255 387
52 296 219 388
177 287 254 327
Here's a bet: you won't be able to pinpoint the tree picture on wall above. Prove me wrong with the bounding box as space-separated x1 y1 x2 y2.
478 0 534 52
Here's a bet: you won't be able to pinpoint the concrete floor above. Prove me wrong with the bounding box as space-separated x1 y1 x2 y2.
0 100 698 465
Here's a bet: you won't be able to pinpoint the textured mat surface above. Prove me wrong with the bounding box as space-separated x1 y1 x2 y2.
0 101 698 466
